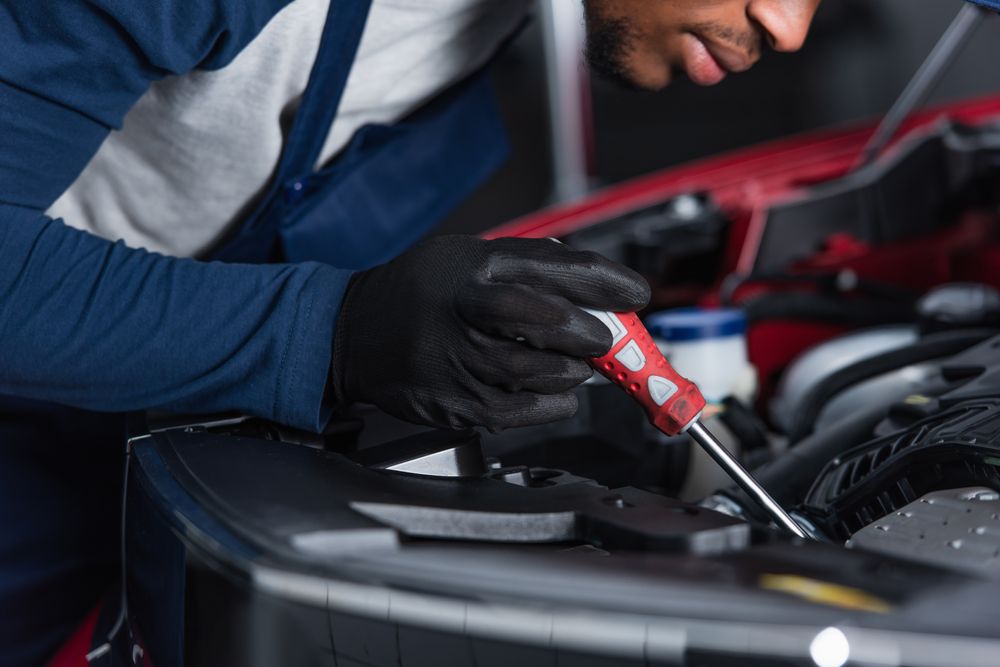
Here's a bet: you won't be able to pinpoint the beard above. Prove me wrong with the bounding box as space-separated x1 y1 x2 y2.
582 3 644 91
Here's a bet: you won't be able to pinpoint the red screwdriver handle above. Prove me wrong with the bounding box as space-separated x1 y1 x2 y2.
584 309 706 436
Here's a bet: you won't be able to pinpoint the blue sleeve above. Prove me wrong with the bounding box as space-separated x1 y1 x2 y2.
0 0 352 431
967 0 1000 11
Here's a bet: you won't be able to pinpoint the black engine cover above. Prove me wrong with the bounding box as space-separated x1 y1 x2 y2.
803 398 1000 539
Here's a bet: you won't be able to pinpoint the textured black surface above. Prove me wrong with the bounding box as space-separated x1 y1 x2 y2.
804 400 1000 539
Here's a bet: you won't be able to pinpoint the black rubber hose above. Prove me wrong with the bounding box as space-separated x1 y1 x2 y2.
717 405 889 525
721 272 918 309
741 292 916 327
785 328 997 442
719 398 769 453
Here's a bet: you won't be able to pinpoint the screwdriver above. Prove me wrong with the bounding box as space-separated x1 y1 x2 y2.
583 307 811 540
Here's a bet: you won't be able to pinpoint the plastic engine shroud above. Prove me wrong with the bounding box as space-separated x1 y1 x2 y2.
803 398 1000 540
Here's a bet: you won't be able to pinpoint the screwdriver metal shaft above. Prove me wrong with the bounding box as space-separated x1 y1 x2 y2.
687 421 810 539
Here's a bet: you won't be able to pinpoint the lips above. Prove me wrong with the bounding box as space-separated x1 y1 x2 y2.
681 33 728 86
682 34 753 86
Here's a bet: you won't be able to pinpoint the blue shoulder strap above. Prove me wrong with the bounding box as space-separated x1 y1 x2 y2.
967 0 999 10
279 0 374 176
212 0 512 266
244 0 374 227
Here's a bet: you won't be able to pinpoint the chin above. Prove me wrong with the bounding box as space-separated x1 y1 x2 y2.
622 62 673 92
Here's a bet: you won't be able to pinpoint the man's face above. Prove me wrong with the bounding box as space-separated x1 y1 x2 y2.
583 0 823 90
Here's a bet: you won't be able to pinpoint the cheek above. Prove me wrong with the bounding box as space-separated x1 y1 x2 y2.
624 41 675 89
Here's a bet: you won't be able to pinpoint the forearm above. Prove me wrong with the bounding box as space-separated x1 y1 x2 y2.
0 205 349 430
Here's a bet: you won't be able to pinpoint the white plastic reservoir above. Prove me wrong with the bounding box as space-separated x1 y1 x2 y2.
645 308 756 500
645 308 755 404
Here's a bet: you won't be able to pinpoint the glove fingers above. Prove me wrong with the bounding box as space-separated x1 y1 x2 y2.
485 238 650 312
458 283 613 357
463 386 579 431
464 330 593 394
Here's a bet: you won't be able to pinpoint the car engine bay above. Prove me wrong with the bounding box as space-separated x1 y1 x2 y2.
123 105 1000 667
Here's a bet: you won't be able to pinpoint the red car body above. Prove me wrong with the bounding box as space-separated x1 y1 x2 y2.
489 95 1000 403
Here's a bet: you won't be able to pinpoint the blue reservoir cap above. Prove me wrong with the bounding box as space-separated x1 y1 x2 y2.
645 308 747 342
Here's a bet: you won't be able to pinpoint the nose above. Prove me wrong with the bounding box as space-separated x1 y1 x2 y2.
747 0 821 53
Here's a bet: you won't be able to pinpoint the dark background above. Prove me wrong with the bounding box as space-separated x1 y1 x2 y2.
439 0 1000 235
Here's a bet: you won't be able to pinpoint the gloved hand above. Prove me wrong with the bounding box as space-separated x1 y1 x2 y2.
331 235 650 430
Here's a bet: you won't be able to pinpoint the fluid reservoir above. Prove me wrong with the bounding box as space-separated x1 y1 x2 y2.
645 308 757 500
645 308 756 404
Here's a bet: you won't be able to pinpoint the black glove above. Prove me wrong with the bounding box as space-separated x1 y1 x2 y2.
331 235 650 430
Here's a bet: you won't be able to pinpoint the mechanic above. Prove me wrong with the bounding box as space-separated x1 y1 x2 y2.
0 1 827 664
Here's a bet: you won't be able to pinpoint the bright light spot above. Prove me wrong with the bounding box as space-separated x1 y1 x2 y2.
810 627 850 667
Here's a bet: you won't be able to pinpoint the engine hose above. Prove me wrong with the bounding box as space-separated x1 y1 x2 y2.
718 397 769 453
741 292 916 327
715 404 889 526
720 271 918 309
786 328 997 442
